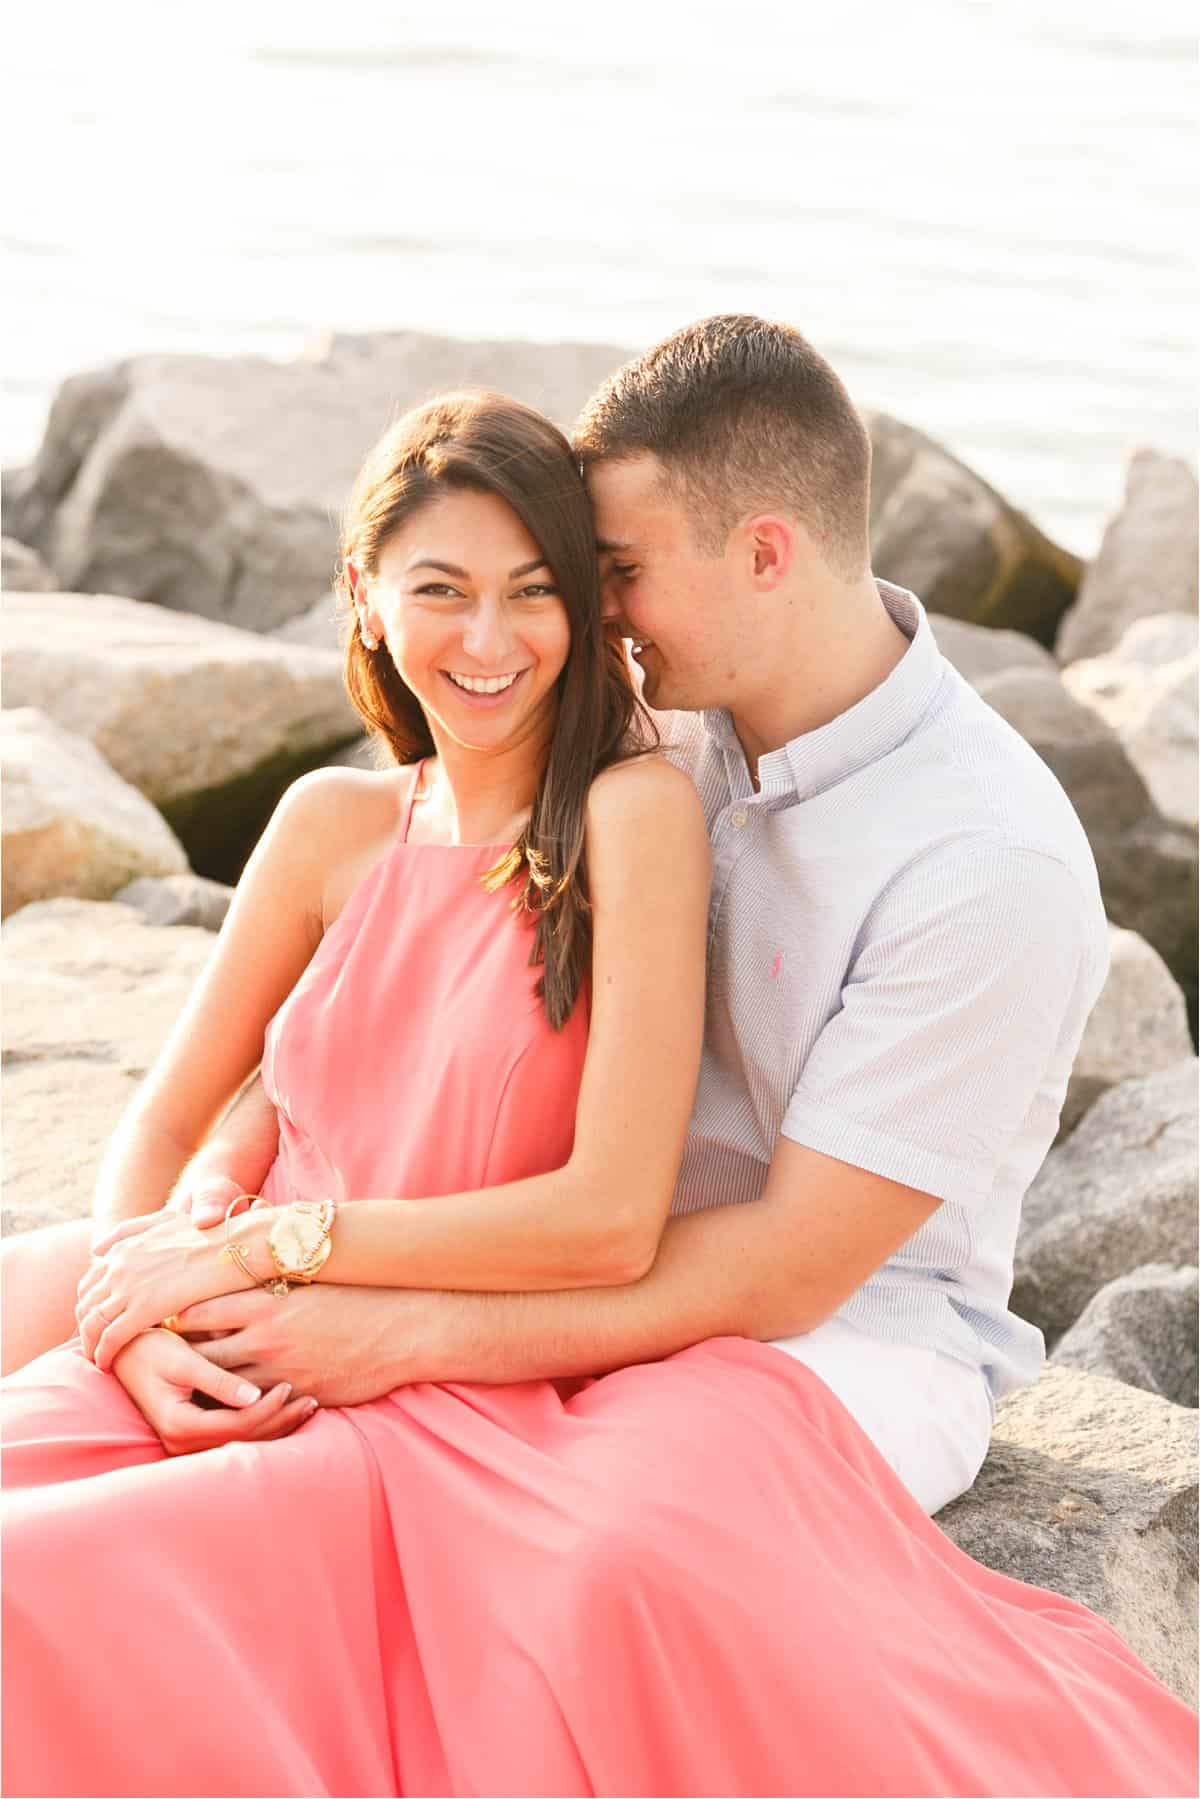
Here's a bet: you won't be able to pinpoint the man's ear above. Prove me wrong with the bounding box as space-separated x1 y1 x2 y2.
745 515 796 589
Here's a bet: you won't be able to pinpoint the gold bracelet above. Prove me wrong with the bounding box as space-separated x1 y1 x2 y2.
218 1194 291 1297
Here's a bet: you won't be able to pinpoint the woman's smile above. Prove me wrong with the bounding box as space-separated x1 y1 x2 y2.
440 667 531 707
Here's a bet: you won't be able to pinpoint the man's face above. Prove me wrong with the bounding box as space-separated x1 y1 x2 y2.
587 453 737 713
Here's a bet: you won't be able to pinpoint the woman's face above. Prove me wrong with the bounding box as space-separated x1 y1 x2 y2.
356 487 571 755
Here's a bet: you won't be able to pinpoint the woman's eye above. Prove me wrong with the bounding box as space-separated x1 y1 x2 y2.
415 583 461 597
517 583 559 599
610 563 639 582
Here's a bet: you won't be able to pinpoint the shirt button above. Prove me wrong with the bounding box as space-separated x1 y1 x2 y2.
730 809 748 828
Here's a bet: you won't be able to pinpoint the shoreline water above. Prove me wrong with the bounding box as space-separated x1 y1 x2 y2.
5 2 1196 559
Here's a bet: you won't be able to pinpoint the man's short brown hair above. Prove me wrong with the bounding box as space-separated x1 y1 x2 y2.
575 314 872 578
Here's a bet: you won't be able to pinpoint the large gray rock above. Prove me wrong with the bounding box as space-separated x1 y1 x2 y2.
1013 1059 1199 1345
114 873 234 932
867 414 1082 644
1056 450 1199 664
1 899 215 1234
271 591 345 650
2 535 55 591
1063 614 1198 832
1049 1265 1198 1409
1 591 360 880
0 334 633 632
1 710 187 917
975 666 1198 1006
928 613 1056 686
1062 925 1193 1135
938 1365 1197 1707
4 336 1082 644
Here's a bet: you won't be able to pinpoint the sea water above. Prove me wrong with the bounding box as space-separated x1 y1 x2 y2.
4 0 1194 555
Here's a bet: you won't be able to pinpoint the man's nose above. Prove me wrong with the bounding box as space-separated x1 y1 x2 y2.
599 579 623 625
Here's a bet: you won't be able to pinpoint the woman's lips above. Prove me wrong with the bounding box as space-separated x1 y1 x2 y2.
439 668 530 709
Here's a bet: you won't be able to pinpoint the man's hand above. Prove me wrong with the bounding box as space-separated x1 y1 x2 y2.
175 1284 432 1407
113 1327 319 1455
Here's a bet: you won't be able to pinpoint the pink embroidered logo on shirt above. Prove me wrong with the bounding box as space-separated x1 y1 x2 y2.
770 952 784 979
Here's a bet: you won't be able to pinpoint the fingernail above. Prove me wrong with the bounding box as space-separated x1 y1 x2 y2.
278 1383 293 1400
303 1400 319 1416
235 1381 261 1405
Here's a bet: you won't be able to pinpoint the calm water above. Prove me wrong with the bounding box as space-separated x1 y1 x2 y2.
4 1 1195 555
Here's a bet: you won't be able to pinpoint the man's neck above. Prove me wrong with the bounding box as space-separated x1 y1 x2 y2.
730 576 911 779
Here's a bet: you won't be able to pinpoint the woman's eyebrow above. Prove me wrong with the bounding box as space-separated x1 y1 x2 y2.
406 557 551 578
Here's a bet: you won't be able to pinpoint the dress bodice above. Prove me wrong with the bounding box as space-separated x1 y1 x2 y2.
260 762 590 1209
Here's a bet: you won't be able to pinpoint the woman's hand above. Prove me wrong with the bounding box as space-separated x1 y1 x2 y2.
113 1327 318 1456
77 1208 267 1371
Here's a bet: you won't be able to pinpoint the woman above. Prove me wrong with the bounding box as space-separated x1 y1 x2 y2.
3 393 1196 1799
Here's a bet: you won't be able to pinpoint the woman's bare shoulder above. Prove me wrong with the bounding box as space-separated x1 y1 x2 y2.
584 755 710 901
268 763 412 928
585 753 705 834
276 763 409 841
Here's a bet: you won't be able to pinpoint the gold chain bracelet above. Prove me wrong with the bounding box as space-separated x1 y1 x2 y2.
218 1194 292 1298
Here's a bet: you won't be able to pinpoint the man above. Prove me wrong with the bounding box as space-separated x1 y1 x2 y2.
69 316 1114 1510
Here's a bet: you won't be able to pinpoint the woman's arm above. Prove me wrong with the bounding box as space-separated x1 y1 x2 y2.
232 756 712 1293
81 760 712 1366
90 770 339 1234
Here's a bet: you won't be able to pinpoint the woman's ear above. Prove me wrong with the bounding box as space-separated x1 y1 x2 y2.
346 557 368 616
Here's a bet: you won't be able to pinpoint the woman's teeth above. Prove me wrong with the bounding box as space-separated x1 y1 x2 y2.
446 670 523 694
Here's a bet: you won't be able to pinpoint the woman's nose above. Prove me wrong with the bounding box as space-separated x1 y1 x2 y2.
461 602 513 664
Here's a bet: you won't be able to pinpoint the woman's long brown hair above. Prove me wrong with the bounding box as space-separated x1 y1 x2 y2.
337 389 657 1028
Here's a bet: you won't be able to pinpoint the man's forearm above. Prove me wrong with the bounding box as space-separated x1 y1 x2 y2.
411 1194 826 1386
93 1074 281 1228
182 1075 281 1197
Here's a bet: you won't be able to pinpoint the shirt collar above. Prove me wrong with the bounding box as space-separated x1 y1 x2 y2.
700 582 946 803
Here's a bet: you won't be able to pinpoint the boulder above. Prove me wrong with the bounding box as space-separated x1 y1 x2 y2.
938 1365 1197 1707
866 413 1082 644
114 873 234 932
1 899 216 1235
1063 614 1198 831
928 613 1056 687
1049 1266 1198 1409
1 710 187 917
271 591 345 651
1062 925 1193 1135
974 666 1198 1008
0 333 633 632
323 736 382 772
1 591 361 880
4 336 1084 643
1012 1059 1199 1345
2 535 55 591
1056 450 1199 664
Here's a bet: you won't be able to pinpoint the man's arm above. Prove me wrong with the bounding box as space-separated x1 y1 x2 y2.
180 1142 937 1399
185 838 1096 1402
406 1140 940 1383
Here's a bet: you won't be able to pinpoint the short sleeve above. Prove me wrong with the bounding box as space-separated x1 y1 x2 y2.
780 843 1101 1203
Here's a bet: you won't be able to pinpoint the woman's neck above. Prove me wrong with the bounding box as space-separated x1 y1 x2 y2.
410 736 545 846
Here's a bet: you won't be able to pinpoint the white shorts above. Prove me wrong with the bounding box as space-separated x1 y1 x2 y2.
768 1313 995 1516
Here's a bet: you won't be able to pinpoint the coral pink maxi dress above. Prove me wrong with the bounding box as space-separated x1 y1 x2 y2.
3 761 1196 1798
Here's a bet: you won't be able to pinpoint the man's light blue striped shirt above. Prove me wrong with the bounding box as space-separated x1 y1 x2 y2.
661 583 1109 1406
